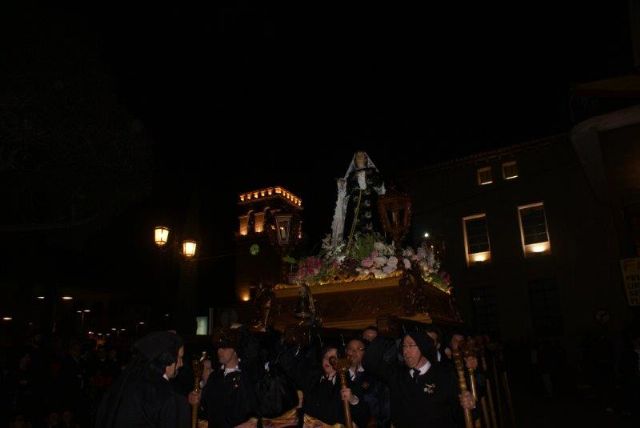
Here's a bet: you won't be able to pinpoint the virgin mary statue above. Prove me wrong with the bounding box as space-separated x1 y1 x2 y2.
330 151 386 247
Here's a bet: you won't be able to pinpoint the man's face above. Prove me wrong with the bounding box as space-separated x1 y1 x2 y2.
322 348 338 377
402 336 424 369
346 340 365 366
362 329 377 342
451 334 465 350
217 347 237 366
165 346 184 379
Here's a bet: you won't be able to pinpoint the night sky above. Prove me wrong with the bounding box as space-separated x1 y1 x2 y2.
0 1 634 309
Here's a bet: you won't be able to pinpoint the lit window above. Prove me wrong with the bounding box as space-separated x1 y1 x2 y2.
477 167 493 185
238 215 249 236
254 212 265 233
502 161 518 180
518 203 551 256
463 214 491 265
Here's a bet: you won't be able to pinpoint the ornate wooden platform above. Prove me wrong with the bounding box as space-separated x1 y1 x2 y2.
269 272 462 331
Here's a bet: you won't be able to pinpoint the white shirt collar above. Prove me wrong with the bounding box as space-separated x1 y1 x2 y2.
349 365 365 380
411 360 431 377
349 364 364 380
221 364 241 376
163 374 169 381
320 374 337 384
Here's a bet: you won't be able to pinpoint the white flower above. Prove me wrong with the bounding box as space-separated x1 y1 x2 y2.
417 247 427 260
382 264 396 274
402 248 415 258
373 256 387 268
387 256 398 268
426 250 435 268
403 258 411 269
374 242 386 252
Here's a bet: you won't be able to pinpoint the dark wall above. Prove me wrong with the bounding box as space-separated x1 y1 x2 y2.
402 135 631 359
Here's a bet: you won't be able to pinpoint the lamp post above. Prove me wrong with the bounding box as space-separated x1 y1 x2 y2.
153 224 199 335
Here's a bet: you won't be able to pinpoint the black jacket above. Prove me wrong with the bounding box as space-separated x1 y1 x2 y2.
278 347 368 426
96 371 190 428
201 368 259 428
363 337 463 428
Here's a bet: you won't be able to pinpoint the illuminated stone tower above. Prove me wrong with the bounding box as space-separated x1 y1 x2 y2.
235 186 303 302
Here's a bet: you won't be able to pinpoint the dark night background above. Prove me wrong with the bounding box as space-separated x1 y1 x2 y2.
0 1 634 312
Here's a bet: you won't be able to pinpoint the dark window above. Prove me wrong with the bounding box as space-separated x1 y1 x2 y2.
465 215 490 254
471 287 499 338
519 204 549 245
528 278 563 337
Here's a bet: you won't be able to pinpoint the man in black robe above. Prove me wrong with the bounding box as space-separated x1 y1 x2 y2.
347 338 386 428
95 331 191 428
278 342 367 426
201 328 260 428
363 332 475 428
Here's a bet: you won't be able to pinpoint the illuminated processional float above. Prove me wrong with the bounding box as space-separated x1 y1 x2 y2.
234 151 463 334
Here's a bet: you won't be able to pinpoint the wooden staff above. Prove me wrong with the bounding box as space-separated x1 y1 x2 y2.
476 340 494 428
191 352 207 428
463 345 481 428
490 352 504 428
452 349 473 428
463 341 479 403
330 356 353 428
480 397 491 428
485 377 497 428
502 371 516 428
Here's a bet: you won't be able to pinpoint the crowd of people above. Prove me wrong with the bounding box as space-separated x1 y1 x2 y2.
2 322 640 427
1 334 126 428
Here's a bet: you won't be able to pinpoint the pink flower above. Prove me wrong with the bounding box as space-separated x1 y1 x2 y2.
441 272 451 285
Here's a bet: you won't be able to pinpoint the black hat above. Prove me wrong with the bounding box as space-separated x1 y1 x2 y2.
212 327 240 350
134 331 183 361
404 331 436 363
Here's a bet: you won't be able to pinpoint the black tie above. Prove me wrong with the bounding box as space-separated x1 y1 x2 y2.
411 369 419 383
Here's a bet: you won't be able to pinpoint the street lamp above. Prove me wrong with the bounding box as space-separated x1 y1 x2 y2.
154 226 170 247
182 240 197 258
152 227 197 260
274 214 293 246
